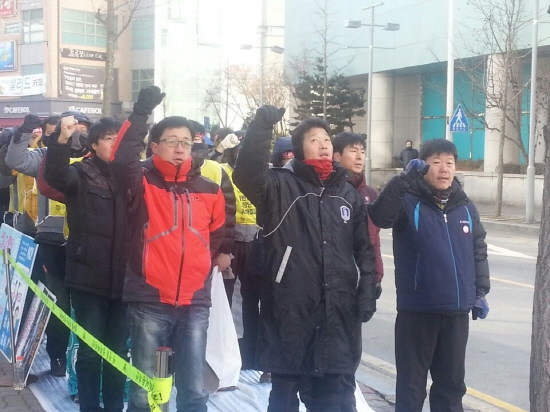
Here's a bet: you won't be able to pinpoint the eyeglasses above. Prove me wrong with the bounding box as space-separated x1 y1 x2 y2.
159 139 192 149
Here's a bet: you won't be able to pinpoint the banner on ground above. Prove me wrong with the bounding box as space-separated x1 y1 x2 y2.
15 281 54 382
0 224 37 362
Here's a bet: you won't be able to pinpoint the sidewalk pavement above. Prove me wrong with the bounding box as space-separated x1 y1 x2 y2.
476 202 541 236
0 356 45 412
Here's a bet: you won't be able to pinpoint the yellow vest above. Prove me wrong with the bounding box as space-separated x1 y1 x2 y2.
200 159 223 186
221 164 256 225
9 173 38 222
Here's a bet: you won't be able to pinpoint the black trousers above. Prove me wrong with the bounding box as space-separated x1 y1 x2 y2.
395 312 469 412
268 373 357 412
42 244 71 362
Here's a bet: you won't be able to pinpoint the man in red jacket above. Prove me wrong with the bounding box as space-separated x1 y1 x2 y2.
333 132 384 297
110 86 226 412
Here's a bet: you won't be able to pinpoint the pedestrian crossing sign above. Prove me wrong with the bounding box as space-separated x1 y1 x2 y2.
449 104 469 132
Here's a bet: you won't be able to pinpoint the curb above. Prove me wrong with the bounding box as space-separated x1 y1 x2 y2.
357 353 509 412
480 218 540 236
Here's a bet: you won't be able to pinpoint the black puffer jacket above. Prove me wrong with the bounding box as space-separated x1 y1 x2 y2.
233 121 376 376
44 137 128 299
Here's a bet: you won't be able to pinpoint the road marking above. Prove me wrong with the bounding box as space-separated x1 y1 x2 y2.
466 387 528 412
491 276 534 289
360 352 527 412
487 244 536 260
382 254 394 259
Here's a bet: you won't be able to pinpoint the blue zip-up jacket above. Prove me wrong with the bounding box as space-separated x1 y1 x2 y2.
369 177 490 313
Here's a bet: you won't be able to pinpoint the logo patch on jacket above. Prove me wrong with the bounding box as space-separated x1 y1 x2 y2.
463 225 470 234
340 205 351 223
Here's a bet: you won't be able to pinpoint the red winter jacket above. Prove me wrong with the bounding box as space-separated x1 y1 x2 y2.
110 112 226 306
349 174 384 283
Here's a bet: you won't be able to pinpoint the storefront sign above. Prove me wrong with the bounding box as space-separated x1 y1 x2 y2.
60 65 104 101
3 106 30 114
0 0 17 18
61 48 107 62
0 74 46 97
0 41 16 72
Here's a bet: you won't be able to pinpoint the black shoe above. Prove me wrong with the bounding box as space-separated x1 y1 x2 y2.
50 358 66 377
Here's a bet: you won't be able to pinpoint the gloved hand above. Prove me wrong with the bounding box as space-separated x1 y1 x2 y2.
399 159 430 188
133 86 166 116
362 311 374 323
375 282 382 299
14 114 41 143
216 133 240 153
471 296 489 320
254 105 285 130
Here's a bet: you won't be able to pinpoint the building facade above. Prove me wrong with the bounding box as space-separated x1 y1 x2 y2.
284 0 550 171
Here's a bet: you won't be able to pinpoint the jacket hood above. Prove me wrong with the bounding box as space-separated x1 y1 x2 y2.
272 137 293 167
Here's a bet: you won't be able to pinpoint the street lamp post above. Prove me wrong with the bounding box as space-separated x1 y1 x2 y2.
345 3 399 186
526 0 540 224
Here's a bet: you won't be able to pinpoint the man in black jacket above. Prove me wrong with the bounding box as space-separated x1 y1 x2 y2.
233 106 376 412
368 139 490 412
44 116 129 412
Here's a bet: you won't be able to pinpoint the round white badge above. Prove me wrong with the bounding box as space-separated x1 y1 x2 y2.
463 225 470 234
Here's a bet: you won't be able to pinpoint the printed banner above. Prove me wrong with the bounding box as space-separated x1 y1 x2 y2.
0 74 46 97
0 225 37 362
0 41 16 72
15 282 54 382
60 65 104 101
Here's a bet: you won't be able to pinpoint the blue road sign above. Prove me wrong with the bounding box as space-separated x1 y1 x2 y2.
449 104 469 132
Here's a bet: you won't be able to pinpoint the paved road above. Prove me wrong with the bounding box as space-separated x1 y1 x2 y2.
362 228 537 411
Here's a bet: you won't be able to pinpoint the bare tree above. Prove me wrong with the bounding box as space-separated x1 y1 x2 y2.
203 63 291 135
530 120 550 410
457 0 530 216
94 0 143 116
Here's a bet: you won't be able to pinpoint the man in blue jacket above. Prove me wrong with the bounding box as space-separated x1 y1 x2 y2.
368 138 490 412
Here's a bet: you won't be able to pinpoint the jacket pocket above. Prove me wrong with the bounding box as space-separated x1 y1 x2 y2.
275 246 292 283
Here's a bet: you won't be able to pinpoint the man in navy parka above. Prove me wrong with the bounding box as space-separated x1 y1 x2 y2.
368 138 490 412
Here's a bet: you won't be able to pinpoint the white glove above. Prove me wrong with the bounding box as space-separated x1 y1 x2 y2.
216 133 240 152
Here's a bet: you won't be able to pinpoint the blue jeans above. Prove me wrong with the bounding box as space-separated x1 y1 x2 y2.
127 302 210 412
71 289 129 412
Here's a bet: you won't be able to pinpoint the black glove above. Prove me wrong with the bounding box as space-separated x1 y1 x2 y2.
375 282 382 299
133 86 166 116
471 296 489 320
399 159 430 189
254 105 285 130
14 114 41 143
362 311 374 323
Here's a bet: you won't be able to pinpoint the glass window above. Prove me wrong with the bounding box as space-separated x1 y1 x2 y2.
132 15 154 50
61 8 116 47
132 69 154 101
168 0 186 21
22 9 44 44
4 22 21 34
22 64 43 76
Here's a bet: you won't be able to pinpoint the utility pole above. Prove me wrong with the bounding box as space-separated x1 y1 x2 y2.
445 0 455 141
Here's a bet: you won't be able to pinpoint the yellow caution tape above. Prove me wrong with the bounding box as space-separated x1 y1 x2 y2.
3 251 172 412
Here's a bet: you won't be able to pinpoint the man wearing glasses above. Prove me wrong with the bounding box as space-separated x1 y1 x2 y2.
110 86 226 412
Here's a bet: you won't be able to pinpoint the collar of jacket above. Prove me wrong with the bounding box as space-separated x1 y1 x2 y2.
284 158 347 187
347 172 365 190
80 156 109 180
151 154 196 182
411 178 468 210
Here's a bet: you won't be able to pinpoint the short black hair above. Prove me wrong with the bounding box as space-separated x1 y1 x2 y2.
291 117 332 160
333 132 366 154
188 120 205 136
149 116 195 143
87 117 122 151
215 127 233 141
419 138 458 160
41 116 59 134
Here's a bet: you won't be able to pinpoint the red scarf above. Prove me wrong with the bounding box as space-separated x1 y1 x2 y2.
303 159 334 181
